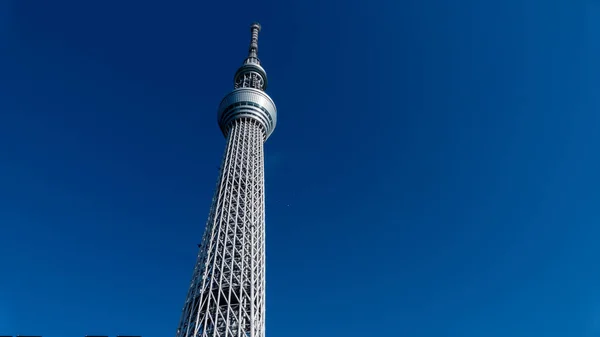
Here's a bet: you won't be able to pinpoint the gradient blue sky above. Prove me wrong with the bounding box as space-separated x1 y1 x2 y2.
1 0 599 336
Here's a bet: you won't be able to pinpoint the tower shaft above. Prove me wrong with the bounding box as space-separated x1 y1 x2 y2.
177 119 266 337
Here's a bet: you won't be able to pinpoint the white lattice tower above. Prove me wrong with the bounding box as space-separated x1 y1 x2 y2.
175 23 277 337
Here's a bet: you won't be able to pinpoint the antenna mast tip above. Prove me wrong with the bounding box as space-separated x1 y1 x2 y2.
251 22 262 32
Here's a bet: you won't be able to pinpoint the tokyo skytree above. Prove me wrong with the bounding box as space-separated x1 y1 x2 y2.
175 23 277 337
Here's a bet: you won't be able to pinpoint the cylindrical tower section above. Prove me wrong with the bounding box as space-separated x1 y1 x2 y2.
217 88 277 140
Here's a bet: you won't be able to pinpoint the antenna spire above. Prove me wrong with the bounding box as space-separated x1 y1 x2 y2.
234 22 268 90
246 22 261 64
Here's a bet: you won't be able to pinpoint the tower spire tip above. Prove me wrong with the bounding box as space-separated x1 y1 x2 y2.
251 22 261 32
246 22 261 62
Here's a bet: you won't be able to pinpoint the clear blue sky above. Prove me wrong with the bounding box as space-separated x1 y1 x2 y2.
1 0 599 336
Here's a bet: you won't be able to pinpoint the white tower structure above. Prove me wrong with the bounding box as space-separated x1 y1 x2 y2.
175 22 277 337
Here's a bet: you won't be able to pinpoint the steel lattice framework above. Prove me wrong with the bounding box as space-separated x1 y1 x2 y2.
175 23 277 337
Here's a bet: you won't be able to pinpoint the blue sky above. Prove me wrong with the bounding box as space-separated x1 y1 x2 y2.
1 0 599 336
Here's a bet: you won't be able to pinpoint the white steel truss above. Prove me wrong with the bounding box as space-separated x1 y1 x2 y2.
176 117 268 337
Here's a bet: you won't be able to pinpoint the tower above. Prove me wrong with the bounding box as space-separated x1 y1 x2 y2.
175 23 277 337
